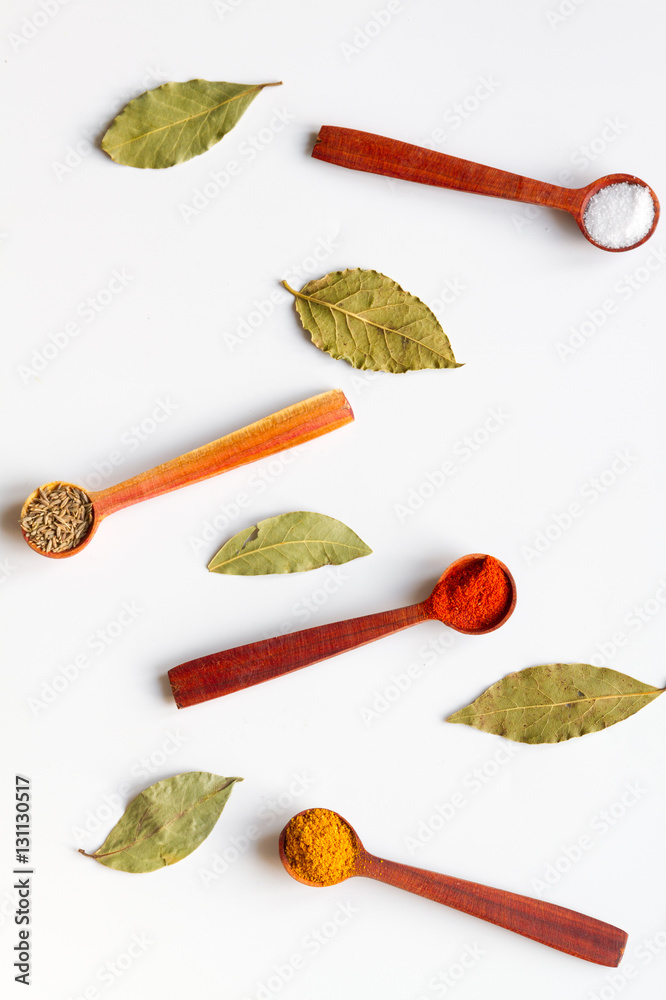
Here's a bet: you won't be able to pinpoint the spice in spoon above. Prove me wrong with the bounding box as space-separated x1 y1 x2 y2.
284 808 358 885
20 483 93 554
583 182 655 249
430 555 511 631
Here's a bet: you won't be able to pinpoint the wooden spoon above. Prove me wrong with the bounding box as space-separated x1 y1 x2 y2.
20 390 353 559
279 809 628 967
168 553 516 708
312 126 660 252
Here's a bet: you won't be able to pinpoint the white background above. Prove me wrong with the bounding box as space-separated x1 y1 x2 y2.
2 1 666 998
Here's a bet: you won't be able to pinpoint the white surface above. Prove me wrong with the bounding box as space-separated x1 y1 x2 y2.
2 1 666 998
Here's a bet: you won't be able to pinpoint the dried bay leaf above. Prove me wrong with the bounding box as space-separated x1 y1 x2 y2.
283 268 461 373
447 663 664 743
101 79 282 168
208 511 372 575
79 772 242 872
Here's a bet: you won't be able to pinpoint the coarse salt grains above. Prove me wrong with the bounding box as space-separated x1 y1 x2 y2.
583 182 656 249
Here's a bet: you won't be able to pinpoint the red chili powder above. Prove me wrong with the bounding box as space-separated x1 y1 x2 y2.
430 556 512 631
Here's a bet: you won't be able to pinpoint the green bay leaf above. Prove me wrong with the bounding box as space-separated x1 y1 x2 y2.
283 268 461 373
447 663 663 743
208 511 372 575
79 772 242 872
101 79 281 168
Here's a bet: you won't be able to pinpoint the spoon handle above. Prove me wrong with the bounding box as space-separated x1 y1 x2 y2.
362 855 627 966
91 390 353 518
169 603 429 708
313 127 582 214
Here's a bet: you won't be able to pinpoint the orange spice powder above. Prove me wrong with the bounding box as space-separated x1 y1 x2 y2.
284 809 357 885
430 555 511 631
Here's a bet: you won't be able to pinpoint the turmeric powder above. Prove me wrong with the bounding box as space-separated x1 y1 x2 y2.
283 809 358 885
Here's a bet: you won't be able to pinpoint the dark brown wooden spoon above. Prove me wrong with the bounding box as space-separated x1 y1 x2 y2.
312 126 659 252
168 553 516 709
279 809 627 967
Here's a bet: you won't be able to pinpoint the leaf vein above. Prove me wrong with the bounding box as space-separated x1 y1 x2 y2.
105 84 264 151
463 690 660 720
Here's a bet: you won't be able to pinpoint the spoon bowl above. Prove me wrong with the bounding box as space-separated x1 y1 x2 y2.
19 391 354 559
168 553 517 708
279 808 363 887
312 127 659 252
20 481 98 559
426 552 516 634
279 808 627 966
575 172 659 251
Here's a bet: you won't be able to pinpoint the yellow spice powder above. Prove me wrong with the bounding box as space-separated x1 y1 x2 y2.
284 809 357 885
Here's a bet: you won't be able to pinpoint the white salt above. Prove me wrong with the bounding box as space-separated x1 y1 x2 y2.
583 182 655 249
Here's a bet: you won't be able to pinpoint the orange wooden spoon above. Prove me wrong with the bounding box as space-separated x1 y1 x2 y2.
280 809 628 967
20 390 353 559
168 553 516 708
312 126 659 252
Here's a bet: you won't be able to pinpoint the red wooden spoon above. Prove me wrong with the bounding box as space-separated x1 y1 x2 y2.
312 126 659 252
280 809 628 967
20 390 353 559
168 553 516 709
